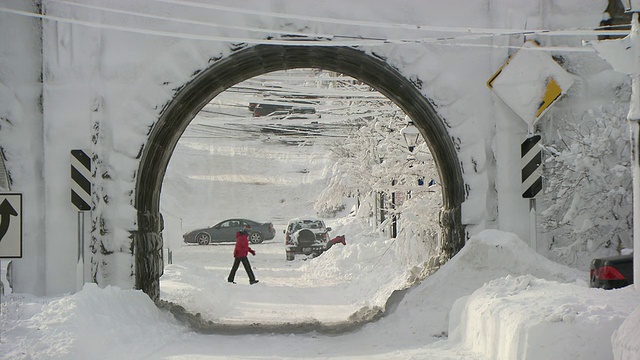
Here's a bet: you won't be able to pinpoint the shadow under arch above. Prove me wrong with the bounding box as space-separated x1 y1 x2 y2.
133 45 465 300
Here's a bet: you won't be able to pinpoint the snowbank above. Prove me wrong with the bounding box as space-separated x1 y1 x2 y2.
416 229 640 360
612 305 640 360
450 276 639 360
0 284 185 360
373 229 587 340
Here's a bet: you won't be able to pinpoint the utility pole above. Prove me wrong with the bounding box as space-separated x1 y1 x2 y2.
627 12 640 292
591 2 640 290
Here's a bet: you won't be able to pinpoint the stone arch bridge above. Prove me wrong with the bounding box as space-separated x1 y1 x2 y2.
0 1 612 299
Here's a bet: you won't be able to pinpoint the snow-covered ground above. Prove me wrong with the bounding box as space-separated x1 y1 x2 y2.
2 228 639 360
2 92 639 359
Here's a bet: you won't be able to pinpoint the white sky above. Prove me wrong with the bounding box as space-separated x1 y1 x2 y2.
1 0 639 359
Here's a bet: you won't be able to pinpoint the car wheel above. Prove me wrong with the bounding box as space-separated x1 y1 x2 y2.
286 252 294 261
249 232 264 244
196 233 210 245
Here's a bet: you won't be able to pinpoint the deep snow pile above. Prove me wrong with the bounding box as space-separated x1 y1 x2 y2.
362 230 588 345
411 230 640 360
298 216 426 321
612 305 640 360
1 229 638 360
0 284 185 360
450 275 639 360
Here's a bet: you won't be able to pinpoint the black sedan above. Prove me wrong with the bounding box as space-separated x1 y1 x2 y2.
589 253 633 289
183 219 276 245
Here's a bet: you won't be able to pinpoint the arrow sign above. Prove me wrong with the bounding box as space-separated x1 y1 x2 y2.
0 199 17 243
0 193 22 258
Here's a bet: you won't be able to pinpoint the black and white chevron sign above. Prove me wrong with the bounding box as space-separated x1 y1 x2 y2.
521 135 542 198
71 149 92 211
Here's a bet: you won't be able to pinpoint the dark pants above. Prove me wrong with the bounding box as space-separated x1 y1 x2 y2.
228 257 256 283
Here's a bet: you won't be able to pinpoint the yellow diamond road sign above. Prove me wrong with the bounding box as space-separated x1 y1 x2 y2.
487 41 574 126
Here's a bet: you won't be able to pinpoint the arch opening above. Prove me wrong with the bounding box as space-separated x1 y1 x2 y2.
134 45 465 300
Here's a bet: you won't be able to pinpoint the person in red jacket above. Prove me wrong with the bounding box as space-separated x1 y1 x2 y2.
227 225 259 285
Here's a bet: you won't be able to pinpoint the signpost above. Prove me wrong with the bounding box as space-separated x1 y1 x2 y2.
521 135 542 252
0 192 21 306
487 41 574 251
71 149 92 291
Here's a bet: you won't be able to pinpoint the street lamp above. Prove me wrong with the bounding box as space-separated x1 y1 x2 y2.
400 118 420 152
389 117 422 239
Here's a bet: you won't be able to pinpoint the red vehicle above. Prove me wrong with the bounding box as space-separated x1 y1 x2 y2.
589 254 633 290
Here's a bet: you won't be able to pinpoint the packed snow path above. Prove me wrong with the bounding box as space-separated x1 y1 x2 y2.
159 227 414 334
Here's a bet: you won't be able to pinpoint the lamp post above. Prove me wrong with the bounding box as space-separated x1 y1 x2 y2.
388 118 422 238
401 119 420 153
401 118 421 192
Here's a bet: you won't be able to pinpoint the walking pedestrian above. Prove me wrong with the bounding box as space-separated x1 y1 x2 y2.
227 224 259 285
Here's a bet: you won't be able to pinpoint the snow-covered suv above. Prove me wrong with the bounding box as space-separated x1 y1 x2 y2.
284 218 332 261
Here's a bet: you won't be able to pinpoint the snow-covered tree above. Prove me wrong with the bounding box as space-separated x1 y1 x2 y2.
540 104 633 269
315 100 442 271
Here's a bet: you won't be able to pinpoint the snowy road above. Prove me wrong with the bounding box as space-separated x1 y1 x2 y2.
160 229 387 329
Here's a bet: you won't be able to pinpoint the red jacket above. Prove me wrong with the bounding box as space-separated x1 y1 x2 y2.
234 231 254 258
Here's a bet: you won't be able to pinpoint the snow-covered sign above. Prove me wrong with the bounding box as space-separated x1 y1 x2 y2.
591 35 637 75
487 41 574 127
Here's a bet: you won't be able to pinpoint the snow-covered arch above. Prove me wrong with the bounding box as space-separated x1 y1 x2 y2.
134 45 465 299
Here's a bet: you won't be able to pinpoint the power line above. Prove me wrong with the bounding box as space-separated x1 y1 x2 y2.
0 3 627 52
48 0 338 40
0 5 375 46
151 0 629 38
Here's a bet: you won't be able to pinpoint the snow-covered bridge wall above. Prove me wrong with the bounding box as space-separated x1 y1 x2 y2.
1 0 610 297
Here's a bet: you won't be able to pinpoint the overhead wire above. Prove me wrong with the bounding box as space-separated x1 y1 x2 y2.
151 0 629 38
0 5 376 46
0 2 629 52
47 0 339 40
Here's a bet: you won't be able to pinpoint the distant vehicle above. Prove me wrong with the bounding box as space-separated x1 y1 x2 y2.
265 110 292 119
282 113 321 120
589 253 633 289
252 102 316 117
253 103 293 117
183 218 276 245
290 106 316 115
284 218 332 260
